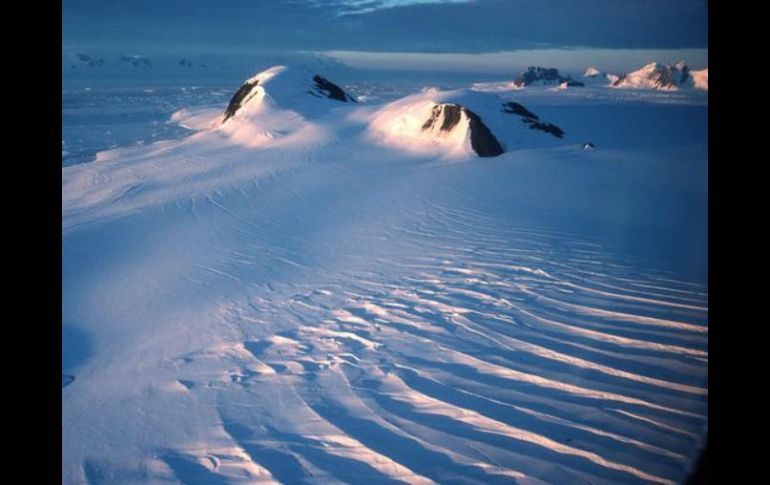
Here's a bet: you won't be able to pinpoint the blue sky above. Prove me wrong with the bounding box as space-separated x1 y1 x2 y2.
62 0 708 73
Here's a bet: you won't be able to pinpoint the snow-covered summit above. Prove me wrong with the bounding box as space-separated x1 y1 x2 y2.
580 67 620 87
222 65 356 123
584 66 601 77
611 62 707 91
421 103 504 157
369 88 566 158
689 68 708 90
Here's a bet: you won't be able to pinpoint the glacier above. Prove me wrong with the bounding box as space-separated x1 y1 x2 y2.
62 65 707 485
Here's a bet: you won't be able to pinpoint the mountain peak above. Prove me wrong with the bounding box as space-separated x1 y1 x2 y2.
584 67 601 77
514 66 584 88
421 103 504 158
611 61 706 91
222 65 356 123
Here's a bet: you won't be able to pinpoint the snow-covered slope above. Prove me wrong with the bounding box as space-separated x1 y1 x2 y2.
689 68 708 90
368 88 566 158
611 62 708 91
581 67 621 87
222 65 356 123
584 67 601 78
62 66 708 485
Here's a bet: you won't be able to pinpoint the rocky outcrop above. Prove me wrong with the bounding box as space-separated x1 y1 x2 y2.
223 79 260 122
312 75 357 103
501 101 539 120
514 67 584 88
501 101 565 139
422 103 504 158
222 67 357 123
523 119 565 138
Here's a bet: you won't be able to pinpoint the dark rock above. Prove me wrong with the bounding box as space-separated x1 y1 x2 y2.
464 109 505 157
422 104 504 158
513 66 582 87
515 66 562 86
522 118 565 138
501 101 539 120
312 75 356 102
422 104 463 132
223 79 259 121
222 71 356 123
655 66 678 89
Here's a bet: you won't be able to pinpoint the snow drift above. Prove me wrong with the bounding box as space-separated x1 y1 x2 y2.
62 64 708 485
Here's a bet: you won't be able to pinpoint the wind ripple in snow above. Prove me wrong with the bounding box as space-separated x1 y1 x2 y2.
204 200 707 485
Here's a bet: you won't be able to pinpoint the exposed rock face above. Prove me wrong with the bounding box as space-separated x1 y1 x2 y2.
422 103 504 158
422 104 463 132
501 101 565 139
222 68 357 123
312 75 357 103
514 66 584 88
464 109 505 157
223 79 260 122
501 101 539 120
653 66 678 89
522 119 565 138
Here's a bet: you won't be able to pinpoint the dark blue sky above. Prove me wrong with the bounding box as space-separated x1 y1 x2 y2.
63 0 708 74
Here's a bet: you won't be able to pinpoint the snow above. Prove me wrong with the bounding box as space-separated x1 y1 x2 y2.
584 67 601 77
610 62 708 91
690 68 708 90
471 80 523 92
63 65 707 485
472 62 708 94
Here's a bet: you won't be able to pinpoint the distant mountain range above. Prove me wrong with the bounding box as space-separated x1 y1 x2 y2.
65 52 708 93
585 62 708 91
513 66 584 88
475 62 707 92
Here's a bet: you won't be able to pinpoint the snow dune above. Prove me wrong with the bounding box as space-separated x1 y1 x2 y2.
63 66 707 484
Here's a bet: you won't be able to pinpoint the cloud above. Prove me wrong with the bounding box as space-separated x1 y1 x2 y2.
306 0 472 16
63 0 708 54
